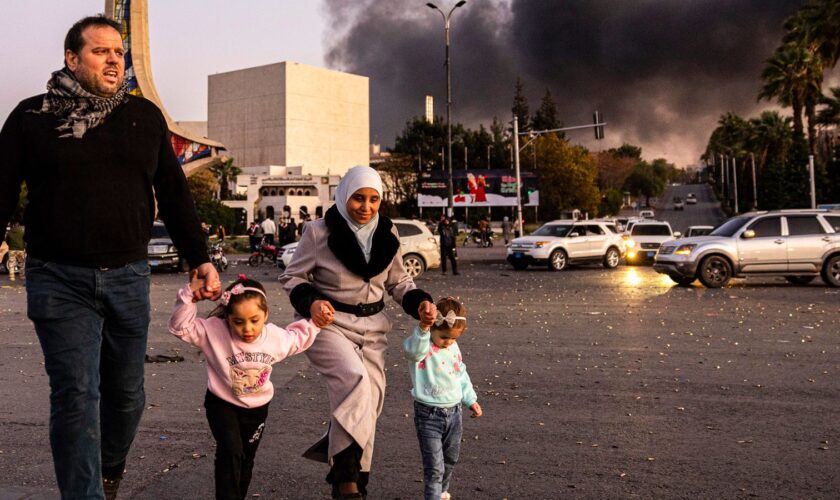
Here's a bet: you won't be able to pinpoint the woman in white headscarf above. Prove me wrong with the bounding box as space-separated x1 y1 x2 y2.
281 166 436 499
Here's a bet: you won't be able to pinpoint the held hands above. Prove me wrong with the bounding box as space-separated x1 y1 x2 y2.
310 300 335 328
469 402 483 418
418 300 437 331
192 263 222 302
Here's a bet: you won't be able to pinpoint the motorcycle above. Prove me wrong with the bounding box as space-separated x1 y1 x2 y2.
462 228 493 247
248 237 280 267
210 243 228 272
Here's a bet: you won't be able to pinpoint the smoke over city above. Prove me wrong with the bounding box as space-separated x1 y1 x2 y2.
323 0 809 167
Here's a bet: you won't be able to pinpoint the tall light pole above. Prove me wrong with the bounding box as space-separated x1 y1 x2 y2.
427 1 466 217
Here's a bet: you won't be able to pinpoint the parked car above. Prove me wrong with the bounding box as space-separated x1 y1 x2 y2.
653 209 840 288
147 221 188 272
673 197 685 211
278 218 440 278
624 221 679 265
686 193 698 205
506 220 625 271
685 225 714 237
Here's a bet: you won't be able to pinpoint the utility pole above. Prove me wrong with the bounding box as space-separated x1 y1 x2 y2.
732 156 739 214
750 153 757 210
513 115 523 231
808 155 816 209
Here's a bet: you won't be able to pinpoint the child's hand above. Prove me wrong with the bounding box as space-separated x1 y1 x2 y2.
310 300 335 328
469 402 482 418
189 270 205 303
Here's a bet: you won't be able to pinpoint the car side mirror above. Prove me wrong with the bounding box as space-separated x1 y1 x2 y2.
673 231 681 238
742 229 755 239
569 232 579 238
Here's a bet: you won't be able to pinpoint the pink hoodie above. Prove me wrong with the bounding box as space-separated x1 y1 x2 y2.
169 285 319 408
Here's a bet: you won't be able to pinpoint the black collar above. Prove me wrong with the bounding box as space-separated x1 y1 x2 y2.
325 205 400 280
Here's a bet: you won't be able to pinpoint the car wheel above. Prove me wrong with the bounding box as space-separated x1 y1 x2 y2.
603 247 620 269
511 260 528 271
402 254 425 278
548 249 567 271
821 255 840 287
248 254 263 267
669 274 695 286
784 276 816 285
698 255 731 288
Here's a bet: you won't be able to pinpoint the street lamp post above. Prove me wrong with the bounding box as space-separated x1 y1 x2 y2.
427 1 466 217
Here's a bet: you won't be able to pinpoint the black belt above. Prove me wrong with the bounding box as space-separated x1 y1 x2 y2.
326 297 385 317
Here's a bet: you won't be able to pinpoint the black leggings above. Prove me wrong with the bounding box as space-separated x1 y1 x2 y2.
204 391 269 500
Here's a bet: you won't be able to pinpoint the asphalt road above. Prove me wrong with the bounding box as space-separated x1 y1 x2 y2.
2 205 839 499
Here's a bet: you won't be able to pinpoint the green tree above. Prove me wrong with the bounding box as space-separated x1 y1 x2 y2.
817 86 840 126
392 116 447 171
511 77 530 133
601 188 624 216
209 157 241 200
187 169 236 233
608 144 643 160
623 162 664 207
531 88 561 136
375 154 418 217
532 135 601 218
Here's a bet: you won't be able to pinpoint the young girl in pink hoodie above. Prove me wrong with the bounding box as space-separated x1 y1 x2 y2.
169 273 327 499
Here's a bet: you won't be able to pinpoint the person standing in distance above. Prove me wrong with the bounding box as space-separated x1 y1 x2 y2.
437 214 459 275
0 15 221 499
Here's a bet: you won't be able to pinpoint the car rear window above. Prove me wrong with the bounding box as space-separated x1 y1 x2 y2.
632 224 671 236
786 215 826 236
395 223 423 237
823 215 840 232
151 224 169 239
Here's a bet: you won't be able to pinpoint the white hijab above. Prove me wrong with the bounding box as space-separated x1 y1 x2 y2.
335 165 383 262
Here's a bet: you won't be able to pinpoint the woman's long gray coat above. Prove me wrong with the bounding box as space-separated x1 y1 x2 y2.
280 210 431 471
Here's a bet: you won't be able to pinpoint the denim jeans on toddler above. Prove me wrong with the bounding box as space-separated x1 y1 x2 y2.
26 256 150 499
414 401 463 500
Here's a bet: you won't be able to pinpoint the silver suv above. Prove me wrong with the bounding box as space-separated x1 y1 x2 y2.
653 210 840 288
624 221 678 265
507 220 625 271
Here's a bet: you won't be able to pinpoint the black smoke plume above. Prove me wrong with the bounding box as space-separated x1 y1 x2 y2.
324 0 805 166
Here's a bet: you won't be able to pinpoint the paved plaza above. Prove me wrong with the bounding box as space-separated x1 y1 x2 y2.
1 247 839 499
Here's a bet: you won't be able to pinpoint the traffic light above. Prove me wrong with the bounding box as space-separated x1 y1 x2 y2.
593 110 605 140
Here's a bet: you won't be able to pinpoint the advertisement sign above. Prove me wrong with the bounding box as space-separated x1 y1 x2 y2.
417 169 539 207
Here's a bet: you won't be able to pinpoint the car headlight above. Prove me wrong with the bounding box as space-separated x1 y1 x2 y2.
168 245 177 253
674 244 697 255
625 239 636 248
534 241 551 248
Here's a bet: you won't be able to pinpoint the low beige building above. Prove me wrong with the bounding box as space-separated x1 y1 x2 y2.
226 165 341 227
208 61 369 177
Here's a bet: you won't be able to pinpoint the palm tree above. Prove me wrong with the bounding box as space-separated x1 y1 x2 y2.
817 87 840 126
796 0 840 69
748 111 793 170
781 12 826 155
209 157 241 200
758 45 813 147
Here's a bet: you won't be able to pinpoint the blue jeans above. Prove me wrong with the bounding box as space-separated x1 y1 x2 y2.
26 256 151 499
414 401 463 500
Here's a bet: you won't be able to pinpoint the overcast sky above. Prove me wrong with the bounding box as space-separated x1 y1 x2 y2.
2 1 838 168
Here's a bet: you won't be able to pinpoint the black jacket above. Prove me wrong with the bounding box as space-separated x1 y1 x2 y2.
0 94 209 268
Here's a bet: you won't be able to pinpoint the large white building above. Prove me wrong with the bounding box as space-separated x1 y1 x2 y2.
208 61 369 176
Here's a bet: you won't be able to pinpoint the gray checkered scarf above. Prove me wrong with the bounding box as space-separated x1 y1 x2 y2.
31 68 129 139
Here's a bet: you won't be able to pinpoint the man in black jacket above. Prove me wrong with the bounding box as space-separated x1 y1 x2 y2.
0 15 221 499
437 214 459 275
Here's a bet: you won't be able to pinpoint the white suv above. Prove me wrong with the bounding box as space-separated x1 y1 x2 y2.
507 220 625 271
278 218 440 278
625 221 679 265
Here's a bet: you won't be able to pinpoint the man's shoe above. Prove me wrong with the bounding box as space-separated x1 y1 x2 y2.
453 271 460 275
103 477 121 500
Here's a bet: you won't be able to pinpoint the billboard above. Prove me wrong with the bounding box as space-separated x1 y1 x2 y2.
417 169 539 207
